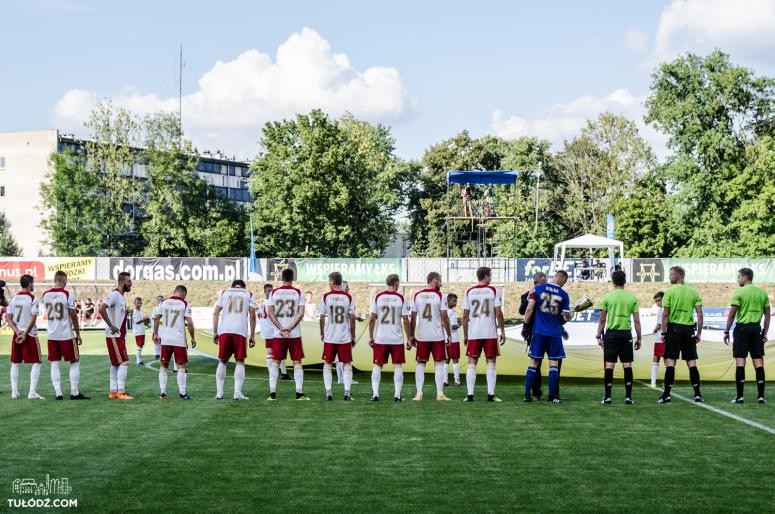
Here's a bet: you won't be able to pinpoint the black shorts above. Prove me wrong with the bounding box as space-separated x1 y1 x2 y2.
603 330 634 363
733 323 765 359
664 324 698 361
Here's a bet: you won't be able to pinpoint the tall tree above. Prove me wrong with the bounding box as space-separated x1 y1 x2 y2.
41 149 103 255
645 50 774 256
249 110 400 257
554 113 655 238
0 212 22 256
83 101 144 255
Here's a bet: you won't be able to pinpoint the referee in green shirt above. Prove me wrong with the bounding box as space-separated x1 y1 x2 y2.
596 270 641 404
659 266 704 404
724 267 770 404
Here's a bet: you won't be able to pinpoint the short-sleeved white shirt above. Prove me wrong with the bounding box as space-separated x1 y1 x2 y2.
370 290 408 345
132 309 146 335
41 288 76 340
103 289 127 339
8 292 39 337
463 285 503 340
157 296 192 347
655 307 665 343
215 287 256 338
258 298 276 340
269 285 303 339
411 289 448 342
448 309 460 343
319 290 355 344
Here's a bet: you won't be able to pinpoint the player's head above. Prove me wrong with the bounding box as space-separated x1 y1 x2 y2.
553 270 568 287
533 271 547 285
668 266 685 284
19 274 34 291
329 271 343 288
343 281 351 292
117 271 132 292
231 279 246 289
174 285 187 298
156 295 164 305
427 271 442 290
737 267 753 286
281 268 294 283
385 273 400 290
263 283 273 297
54 270 68 287
611 270 626 287
134 297 142 308
447 293 458 308
476 266 492 284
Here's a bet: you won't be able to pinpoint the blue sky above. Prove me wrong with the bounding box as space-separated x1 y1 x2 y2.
3 0 774 161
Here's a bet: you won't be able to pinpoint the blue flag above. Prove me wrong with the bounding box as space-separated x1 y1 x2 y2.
249 220 259 275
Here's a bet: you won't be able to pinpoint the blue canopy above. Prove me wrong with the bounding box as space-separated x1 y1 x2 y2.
446 170 519 185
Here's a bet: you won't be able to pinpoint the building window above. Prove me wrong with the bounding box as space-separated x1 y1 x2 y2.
0 186 5 197
0 156 5 168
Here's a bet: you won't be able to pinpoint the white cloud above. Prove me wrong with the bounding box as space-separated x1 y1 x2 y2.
490 88 669 158
650 0 775 65
53 28 412 159
624 29 648 52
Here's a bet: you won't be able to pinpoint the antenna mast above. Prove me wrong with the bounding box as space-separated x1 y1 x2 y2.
178 42 183 143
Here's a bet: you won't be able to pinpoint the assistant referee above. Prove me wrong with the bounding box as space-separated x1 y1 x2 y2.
596 270 641 404
724 267 770 404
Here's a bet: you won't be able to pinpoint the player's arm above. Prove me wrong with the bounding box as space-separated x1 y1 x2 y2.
409 311 417 346
723 305 737 345
153 314 161 343
68 306 82 345
495 305 506 344
5 306 18 335
441 309 452 344
524 299 536 325
694 305 703 342
319 312 326 342
661 307 670 336
462 308 469 345
248 306 257 347
185 316 196 348
212 304 222 343
99 301 119 335
633 312 641 350
289 303 305 332
401 314 410 349
368 312 377 346
763 305 771 343
349 313 356 346
596 310 607 347
267 305 284 332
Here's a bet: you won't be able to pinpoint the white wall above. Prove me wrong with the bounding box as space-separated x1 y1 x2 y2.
0 130 58 256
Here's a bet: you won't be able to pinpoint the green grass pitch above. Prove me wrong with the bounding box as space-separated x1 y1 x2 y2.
0 330 773 513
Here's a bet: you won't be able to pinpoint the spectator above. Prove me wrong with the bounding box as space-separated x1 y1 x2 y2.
303 291 318 321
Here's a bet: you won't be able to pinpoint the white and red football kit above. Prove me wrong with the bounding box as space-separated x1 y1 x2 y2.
157 296 192 364
318 290 356 363
103 289 128 365
411 289 448 362
447 309 461 360
8 292 41 364
269 285 305 361
41 288 79 362
463 284 503 358
370 290 408 365
215 287 256 361
132 308 146 347
259 298 276 349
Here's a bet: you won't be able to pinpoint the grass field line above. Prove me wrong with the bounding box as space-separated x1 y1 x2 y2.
141 356 496 390
636 380 775 435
